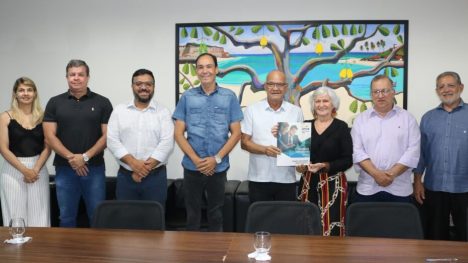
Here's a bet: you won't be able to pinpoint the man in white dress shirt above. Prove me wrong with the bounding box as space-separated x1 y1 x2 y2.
241 70 304 203
107 69 174 205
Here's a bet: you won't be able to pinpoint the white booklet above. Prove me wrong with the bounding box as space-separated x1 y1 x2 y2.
276 122 311 166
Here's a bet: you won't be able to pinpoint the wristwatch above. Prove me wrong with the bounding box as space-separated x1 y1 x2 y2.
82 153 90 163
214 154 222 164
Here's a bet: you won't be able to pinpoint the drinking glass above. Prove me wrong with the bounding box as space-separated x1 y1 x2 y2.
9 218 26 240
253 231 271 256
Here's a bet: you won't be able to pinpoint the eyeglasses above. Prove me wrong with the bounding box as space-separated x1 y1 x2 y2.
436 83 458 90
133 81 154 88
265 82 287 88
372 88 393 96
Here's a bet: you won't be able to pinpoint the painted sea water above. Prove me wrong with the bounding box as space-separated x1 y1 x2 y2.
216 53 404 100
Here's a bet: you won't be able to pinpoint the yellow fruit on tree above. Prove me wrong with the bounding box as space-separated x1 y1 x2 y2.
260 36 268 48
346 68 353 79
339 68 347 79
315 43 323 55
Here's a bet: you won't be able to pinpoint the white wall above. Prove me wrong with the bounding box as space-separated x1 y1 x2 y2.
1 0 467 181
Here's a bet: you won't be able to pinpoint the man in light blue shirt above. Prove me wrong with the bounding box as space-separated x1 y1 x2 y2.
414 71 468 241
173 53 243 231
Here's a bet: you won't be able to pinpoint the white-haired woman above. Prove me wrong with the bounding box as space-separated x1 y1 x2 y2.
296 86 352 236
0 77 51 226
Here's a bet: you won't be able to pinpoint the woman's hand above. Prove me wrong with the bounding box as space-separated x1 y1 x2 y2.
307 163 327 173
296 164 308 173
22 168 39 183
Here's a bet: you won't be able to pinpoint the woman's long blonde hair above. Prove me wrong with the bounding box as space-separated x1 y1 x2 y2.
10 77 43 125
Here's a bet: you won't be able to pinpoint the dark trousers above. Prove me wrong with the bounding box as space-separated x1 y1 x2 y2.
353 191 413 203
116 165 167 207
422 190 468 241
183 169 227 232
248 181 297 203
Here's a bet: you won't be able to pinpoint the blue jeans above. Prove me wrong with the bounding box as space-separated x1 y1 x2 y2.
354 191 413 203
55 165 106 227
183 169 226 232
116 166 167 207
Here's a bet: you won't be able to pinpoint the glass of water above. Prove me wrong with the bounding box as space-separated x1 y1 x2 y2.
254 231 271 259
9 218 26 241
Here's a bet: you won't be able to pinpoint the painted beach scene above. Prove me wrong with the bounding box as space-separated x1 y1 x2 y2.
177 21 407 124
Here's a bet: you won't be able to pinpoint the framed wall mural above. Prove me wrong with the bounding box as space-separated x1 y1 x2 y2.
176 20 408 124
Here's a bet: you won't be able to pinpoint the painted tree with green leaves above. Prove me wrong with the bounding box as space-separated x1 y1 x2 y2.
179 23 405 114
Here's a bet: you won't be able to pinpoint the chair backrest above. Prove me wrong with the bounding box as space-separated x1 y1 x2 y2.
244 201 322 235
92 200 165 230
346 202 423 239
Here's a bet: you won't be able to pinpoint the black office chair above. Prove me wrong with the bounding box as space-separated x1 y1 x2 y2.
245 201 322 235
346 202 423 239
92 200 165 230
466 207 468 241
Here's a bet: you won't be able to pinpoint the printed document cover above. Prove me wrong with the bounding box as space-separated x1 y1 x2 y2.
277 122 311 166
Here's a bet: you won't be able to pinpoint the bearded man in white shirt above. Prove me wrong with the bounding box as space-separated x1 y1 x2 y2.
107 69 174 205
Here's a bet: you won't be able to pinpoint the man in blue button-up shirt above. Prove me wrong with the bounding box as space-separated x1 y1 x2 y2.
173 53 243 231
414 71 468 241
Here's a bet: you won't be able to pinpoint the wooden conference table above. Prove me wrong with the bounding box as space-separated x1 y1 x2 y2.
0 227 467 262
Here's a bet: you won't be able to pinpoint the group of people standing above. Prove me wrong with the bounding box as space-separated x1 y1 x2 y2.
0 54 466 242
242 69 467 241
0 60 113 229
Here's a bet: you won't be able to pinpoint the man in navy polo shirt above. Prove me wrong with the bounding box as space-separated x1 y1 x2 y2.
43 59 113 227
173 53 243 232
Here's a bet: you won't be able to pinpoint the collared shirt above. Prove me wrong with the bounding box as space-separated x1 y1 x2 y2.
414 100 468 193
107 100 174 171
43 88 113 166
351 105 420 196
241 99 304 183
172 85 243 172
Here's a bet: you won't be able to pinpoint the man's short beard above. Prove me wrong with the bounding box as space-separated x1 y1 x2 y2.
439 92 461 106
134 91 154 103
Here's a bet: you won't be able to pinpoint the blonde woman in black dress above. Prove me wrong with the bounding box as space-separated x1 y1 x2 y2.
297 86 352 236
0 77 50 226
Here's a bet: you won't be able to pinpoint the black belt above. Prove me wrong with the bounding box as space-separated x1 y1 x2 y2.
118 165 165 175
